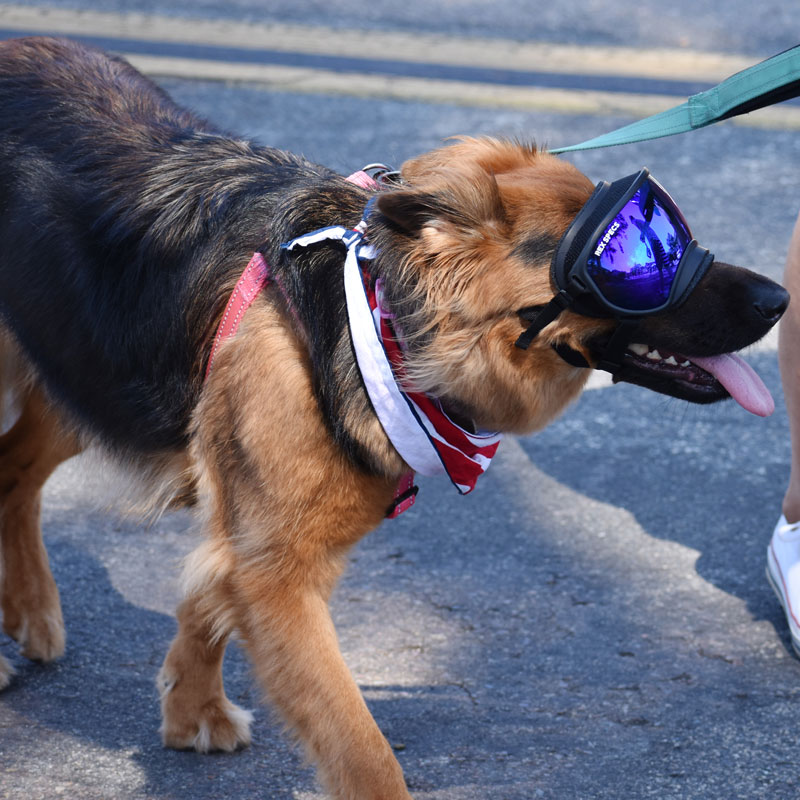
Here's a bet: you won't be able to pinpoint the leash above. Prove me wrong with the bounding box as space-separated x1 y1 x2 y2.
549 44 800 154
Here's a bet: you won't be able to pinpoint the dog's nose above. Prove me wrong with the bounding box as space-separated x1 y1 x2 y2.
753 283 790 325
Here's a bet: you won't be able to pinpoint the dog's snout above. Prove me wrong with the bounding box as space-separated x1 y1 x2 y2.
753 283 790 325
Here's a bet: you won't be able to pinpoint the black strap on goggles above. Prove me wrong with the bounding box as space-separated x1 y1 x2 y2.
514 274 640 374
516 297 637 374
515 288 577 350
514 282 593 371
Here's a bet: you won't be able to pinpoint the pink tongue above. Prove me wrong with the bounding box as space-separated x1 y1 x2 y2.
689 353 774 417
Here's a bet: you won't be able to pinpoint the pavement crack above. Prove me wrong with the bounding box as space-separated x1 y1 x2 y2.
444 680 479 706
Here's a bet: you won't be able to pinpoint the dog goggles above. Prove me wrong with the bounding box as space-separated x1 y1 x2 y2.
515 169 714 368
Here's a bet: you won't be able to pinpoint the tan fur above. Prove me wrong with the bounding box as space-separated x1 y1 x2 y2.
390 140 609 433
0 139 617 799
0 384 81 663
170 307 410 797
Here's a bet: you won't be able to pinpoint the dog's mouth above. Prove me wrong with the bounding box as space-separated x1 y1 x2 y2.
605 341 774 417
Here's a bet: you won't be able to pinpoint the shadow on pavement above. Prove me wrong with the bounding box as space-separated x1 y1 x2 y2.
0 527 311 799
515 350 792 640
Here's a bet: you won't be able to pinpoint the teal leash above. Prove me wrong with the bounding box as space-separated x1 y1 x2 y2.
549 44 800 154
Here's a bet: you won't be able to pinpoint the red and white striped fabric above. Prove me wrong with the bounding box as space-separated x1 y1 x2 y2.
362 278 502 494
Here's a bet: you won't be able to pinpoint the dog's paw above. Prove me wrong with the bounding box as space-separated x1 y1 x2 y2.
158 667 253 752
2 605 65 662
0 653 14 690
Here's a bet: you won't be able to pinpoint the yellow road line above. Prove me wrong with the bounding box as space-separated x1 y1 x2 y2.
3 3 799 130
126 55 800 131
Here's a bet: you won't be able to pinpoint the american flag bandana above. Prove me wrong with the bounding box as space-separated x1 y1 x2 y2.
282 222 502 495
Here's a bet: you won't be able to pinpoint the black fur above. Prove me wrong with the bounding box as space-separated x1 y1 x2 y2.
0 37 382 465
512 233 561 265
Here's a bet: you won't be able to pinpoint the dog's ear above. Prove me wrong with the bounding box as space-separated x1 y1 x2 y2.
376 174 506 237
375 191 445 235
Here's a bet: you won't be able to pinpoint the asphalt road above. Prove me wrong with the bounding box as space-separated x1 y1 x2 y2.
9 0 800 56
1 4 800 799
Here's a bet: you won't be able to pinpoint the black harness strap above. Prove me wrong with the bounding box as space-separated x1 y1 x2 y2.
552 342 590 368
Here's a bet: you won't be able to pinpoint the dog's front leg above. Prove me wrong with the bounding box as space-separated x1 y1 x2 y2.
161 511 411 799
158 578 253 753
161 316 412 798
233 552 412 800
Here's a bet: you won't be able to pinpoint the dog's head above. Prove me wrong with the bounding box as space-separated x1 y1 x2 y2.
370 137 787 434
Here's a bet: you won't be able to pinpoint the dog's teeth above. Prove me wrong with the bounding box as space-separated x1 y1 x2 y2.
664 356 678 366
628 343 649 356
646 349 662 360
681 360 691 367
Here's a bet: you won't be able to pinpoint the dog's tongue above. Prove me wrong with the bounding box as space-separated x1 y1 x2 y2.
690 353 774 417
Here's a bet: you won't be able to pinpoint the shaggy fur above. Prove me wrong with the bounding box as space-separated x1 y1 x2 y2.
0 37 788 799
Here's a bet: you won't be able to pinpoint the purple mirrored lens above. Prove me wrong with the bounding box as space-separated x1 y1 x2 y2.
586 181 692 311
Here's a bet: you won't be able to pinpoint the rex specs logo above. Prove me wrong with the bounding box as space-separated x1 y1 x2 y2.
594 221 620 257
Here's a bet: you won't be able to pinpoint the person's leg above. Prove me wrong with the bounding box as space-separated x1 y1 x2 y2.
767 212 800 656
779 212 800 522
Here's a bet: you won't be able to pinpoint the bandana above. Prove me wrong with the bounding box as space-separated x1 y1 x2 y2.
282 222 502 494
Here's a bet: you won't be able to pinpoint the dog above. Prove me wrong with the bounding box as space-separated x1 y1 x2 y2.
0 36 788 799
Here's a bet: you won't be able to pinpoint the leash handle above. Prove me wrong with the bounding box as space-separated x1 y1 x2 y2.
549 44 800 154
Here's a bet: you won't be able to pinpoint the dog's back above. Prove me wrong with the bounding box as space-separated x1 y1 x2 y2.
0 38 212 448
0 37 310 451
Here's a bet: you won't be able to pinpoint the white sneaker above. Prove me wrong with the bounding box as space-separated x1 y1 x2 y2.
767 514 800 656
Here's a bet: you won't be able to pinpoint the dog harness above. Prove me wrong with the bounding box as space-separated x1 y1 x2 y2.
206 170 502 518
205 251 271 380
283 221 502 496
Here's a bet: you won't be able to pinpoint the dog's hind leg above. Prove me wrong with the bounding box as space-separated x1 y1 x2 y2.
0 386 81 669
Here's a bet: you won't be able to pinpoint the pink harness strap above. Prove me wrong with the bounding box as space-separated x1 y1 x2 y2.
204 251 271 380
204 171 417 518
344 170 380 190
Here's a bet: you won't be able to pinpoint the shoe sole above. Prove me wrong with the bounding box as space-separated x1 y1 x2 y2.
766 546 800 658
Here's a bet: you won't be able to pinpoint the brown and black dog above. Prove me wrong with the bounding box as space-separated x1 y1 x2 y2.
0 37 788 799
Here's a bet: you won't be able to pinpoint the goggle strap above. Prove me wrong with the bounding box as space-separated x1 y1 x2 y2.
552 342 591 368
596 319 639 374
514 289 575 350
670 247 714 309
